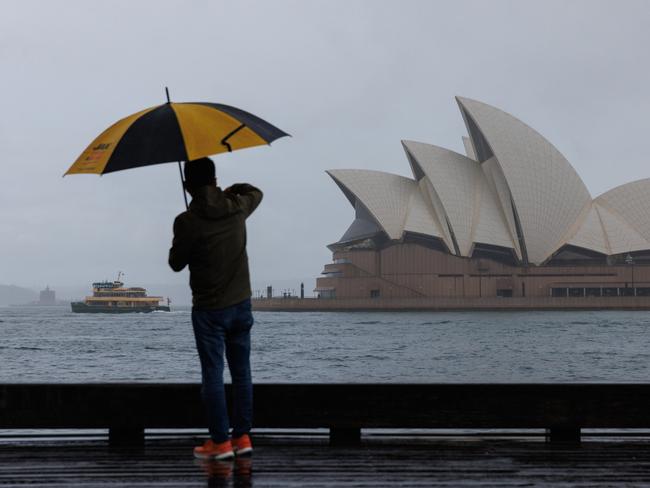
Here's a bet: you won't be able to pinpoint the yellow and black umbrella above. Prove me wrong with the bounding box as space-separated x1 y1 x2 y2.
65 88 289 207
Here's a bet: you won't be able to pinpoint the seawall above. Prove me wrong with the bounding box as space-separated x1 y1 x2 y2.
252 296 650 312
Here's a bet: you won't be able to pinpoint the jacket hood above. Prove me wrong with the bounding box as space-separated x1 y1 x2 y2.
189 186 238 220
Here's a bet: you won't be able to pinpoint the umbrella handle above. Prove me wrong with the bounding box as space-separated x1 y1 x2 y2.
178 161 189 209
167 88 187 209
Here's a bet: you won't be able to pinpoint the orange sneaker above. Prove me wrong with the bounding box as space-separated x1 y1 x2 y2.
231 434 253 456
193 439 234 460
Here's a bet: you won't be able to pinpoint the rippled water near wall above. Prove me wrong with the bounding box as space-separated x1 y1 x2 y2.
1 306 650 383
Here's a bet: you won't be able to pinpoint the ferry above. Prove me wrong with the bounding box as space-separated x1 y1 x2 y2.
70 274 170 313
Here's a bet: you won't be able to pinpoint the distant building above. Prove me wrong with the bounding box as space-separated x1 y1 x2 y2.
39 286 56 305
316 97 650 302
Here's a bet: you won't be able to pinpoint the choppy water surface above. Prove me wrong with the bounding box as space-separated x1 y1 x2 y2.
1 306 650 382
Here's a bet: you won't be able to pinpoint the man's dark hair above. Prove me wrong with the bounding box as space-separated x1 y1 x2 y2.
184 158 216 188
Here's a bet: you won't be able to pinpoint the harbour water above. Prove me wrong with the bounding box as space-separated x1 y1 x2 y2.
1 306 650 383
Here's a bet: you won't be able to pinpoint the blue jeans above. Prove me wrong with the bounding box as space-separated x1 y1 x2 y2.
192 298 253 443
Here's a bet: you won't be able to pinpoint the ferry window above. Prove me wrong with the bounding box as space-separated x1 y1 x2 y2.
496 289 513 297
636 288 650 296
370 289 380 298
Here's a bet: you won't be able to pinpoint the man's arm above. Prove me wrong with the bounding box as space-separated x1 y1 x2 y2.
168 215 193 272
225 183 263 218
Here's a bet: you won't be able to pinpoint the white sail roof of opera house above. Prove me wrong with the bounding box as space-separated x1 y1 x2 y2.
327 96 650 265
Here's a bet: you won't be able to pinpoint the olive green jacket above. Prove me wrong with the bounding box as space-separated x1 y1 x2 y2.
169 184 263 309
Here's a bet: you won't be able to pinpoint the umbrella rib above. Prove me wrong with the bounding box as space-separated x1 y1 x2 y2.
221 124 246 152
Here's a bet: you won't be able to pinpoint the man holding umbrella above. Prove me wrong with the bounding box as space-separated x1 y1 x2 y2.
169 157 262 460
66 93 288 459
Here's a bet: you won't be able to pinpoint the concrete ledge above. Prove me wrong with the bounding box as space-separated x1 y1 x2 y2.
4 383 650 445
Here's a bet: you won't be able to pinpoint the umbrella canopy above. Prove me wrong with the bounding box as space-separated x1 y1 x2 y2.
65 101 289 176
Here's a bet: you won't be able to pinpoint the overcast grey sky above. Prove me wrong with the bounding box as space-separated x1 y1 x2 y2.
1 0 649 294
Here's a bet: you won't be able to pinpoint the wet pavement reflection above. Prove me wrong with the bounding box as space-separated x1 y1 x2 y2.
198 456 252 487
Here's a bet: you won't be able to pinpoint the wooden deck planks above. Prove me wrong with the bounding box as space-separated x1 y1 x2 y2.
2 437 650 487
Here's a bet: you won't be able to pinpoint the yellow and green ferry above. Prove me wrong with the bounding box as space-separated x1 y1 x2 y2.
71 275 170 313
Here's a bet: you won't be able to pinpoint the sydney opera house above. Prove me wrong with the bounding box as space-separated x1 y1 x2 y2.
314 97 650 305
